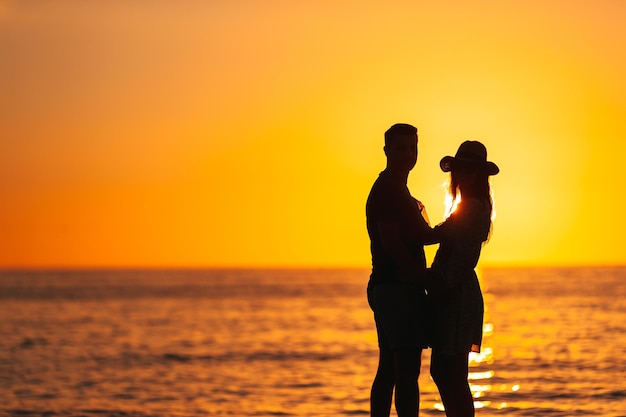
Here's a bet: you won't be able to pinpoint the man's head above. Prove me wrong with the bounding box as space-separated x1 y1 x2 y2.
383 123 418 173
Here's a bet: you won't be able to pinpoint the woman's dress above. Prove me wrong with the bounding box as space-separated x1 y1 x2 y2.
428 197 491 355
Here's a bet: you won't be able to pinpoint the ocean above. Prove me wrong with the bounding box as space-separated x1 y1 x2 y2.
1 267 625 416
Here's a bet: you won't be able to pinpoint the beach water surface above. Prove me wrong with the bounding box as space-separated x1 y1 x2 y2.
1 267 625 416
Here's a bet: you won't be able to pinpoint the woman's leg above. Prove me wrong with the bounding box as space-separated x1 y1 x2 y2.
430 350 474 417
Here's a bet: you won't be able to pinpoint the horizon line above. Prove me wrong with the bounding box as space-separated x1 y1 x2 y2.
1 262 626 272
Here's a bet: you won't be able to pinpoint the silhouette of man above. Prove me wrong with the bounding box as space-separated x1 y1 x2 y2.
366 123 432 417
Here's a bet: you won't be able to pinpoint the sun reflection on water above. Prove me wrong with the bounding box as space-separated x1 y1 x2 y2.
468 322 496 410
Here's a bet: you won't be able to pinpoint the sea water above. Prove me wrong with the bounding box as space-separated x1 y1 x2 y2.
1 267 625 416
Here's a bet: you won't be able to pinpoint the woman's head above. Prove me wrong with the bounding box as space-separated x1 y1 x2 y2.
441 141 499 234
449 162 491 200
440 141 498 196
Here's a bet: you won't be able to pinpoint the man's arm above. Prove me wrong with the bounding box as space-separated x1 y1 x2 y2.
377 220 428 284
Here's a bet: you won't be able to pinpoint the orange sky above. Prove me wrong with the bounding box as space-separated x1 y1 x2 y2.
1 1 625 268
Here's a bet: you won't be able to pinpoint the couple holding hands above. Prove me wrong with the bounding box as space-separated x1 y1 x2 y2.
366 123 499 417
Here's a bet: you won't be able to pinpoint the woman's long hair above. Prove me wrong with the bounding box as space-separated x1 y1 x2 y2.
447 166 495 242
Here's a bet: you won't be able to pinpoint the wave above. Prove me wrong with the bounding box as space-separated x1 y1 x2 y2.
2 409 157 417
161 350 342 364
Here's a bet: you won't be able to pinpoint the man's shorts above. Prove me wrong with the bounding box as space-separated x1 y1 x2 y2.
368 283 429 351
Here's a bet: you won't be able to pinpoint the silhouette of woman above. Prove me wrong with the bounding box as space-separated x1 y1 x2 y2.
426 141 499 417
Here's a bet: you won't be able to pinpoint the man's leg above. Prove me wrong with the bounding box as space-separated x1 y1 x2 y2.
369 285 395 417
393 347 422 417
370 346 395 417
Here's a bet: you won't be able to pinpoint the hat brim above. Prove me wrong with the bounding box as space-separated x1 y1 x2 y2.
440 156 499 176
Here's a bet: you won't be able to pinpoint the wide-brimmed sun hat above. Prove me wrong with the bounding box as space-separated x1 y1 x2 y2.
440 140 499 176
